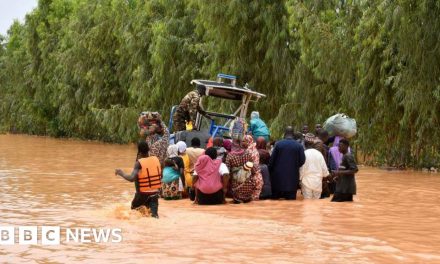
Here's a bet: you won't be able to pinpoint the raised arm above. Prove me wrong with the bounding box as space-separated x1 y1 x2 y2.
115 161 140 182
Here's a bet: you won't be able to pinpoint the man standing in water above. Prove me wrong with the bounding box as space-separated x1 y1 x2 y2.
331 139 358 202
173 84 208 132
115 142 162 218
300 135 329 199
269 126 306 200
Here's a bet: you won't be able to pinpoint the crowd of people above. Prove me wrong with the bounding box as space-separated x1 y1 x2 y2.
115 110 358 218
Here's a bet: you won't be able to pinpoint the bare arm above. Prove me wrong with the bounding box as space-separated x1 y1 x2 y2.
115 162 140 182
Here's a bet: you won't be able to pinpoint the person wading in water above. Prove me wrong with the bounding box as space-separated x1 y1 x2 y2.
269 126 306 200
331 139 358 202
115 141 162 218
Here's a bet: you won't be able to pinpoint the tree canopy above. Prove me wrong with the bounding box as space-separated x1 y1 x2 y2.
1 0 439 168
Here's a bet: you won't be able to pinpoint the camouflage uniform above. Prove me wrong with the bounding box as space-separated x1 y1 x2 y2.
173 91 201 132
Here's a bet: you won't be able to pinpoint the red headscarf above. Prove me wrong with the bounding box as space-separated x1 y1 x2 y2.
223 139 232 152
243 135 259 166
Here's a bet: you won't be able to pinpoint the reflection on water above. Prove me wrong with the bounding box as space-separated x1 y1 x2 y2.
1 134 440 263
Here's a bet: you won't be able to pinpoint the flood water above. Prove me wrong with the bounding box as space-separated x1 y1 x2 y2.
1 134 440 263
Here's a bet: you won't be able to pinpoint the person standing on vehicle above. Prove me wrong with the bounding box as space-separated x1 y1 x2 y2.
173 85 208 132
115 142 162 218
249 111 270 142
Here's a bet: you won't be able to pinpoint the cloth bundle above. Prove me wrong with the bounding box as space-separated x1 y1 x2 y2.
138 111 164 137
232 162 253 184
323 113 357 139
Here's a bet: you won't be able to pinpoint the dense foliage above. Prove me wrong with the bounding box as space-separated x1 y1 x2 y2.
1 0 439 168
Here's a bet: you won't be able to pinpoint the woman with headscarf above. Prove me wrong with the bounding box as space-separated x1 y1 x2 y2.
249 111 270 142
243 135 263 200
223 139 232 153
161 144 185 200
193 147 230 205
176 141 193 199
144 115 170 166
225 139 257 203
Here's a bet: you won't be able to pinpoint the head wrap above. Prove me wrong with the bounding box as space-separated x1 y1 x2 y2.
223 139 232 152
243 135 256 151
176 141 187 154
167 144 179 158
194 155 223 194
230 139 245 155
250 111 260 120
244 135 260 166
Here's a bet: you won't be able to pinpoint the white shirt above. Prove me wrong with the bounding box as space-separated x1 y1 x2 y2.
300 148 329 191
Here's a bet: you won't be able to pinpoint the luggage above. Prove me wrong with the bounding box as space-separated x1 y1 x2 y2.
323 113 357 138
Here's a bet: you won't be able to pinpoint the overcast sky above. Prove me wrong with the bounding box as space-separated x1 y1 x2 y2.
0 0 38 36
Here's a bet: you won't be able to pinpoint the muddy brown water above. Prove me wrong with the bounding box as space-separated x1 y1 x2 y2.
1 134 440 263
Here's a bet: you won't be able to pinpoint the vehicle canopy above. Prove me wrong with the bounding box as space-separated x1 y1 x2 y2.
192 74 266 129
170 74 266 142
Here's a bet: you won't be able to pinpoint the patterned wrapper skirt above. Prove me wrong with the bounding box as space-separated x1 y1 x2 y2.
231 176 255 203
162 179 182 200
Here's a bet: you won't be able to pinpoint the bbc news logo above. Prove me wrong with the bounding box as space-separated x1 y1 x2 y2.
0 226 122 245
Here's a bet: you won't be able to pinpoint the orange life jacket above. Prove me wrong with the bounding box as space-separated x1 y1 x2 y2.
137 156 162 193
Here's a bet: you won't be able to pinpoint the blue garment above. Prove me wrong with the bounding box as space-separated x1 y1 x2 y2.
250 118 270 138
269 138 306 199
162 166 181 183
259 164 272 199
